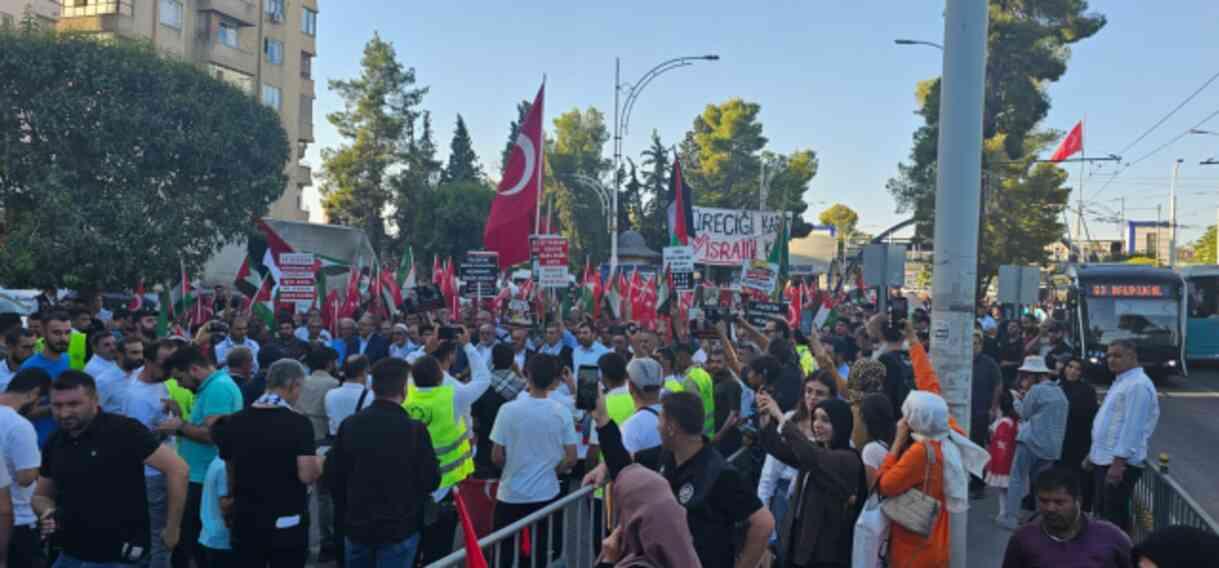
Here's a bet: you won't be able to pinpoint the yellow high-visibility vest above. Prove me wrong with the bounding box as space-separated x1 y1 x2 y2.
405 383 473 489
606 391 634 426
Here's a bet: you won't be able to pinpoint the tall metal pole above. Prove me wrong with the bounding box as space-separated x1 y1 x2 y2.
611 58 622 274
930 1 988 566
1168 158 1182 267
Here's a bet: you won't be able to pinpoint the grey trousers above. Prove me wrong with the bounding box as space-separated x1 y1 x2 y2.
145 473 170 568
1003 443 1054 524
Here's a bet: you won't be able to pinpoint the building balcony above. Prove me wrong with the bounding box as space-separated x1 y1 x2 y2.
56 0 132 33
196 37 256 76
197 0 257 27
298 120 314 143
300 76 315 97
295 164 312 185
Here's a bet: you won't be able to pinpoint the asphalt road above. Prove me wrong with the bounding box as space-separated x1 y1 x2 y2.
1139 363 1219 524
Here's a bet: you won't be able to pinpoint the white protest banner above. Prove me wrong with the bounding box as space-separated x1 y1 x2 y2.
663 246 695 291
277 252 317 311
739 259 779 295
689 206 792 266
530 236 569 288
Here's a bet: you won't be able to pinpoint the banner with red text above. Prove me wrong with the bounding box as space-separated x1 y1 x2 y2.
689 206 792 266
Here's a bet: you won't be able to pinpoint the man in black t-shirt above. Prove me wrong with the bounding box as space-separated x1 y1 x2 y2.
33 371 188 566
592 391 774 568
217 359 320 567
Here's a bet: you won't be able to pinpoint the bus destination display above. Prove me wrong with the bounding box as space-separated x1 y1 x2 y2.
1088 283 1169 298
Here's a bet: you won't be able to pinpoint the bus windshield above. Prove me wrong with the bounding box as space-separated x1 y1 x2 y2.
1083 296 1179 346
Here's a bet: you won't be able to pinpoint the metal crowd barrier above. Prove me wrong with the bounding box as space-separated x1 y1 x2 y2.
1131 453 1219 543
427 485 605 568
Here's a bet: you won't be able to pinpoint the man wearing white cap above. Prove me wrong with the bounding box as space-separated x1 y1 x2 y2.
620 357 665 456
388 323 415 360
1000 354 1068 529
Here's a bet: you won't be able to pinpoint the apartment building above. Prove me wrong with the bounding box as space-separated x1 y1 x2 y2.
54 0 317 221
0 0 59 28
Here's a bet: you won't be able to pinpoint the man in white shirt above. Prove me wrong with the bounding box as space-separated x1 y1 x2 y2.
214 317 260 375
0 369 46 567
388 324 414 360
620 357 664 456
1087 339 1160 533
95 335 146 414
571 323 609 373
324 355 370 437
83 332 119 380
509 328 531 372
117 339 177 568
295 314 333 345
490 354 577 566
474 324 498 368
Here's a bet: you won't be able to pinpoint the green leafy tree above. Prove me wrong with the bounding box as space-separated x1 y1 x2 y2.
500 100 531 176
403 180 496 262
390 111 442 254
442 114 482 183
618 160 644 233
887 0 1105 284
678 98 819 236
320 34 426 253
638 131 671 250
818 204 860 258
549 107 612 261
1194 225 1217 264
0 32 288 288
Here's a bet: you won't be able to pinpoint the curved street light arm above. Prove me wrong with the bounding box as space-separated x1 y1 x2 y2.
620 61 694 136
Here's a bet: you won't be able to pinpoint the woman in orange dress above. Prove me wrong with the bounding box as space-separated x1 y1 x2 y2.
875 325 989 567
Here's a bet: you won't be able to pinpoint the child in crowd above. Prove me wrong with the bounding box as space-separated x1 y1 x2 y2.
199 418 233 566
986 390 1018 521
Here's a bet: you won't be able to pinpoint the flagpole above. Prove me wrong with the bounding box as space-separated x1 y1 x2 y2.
1077 115 1085 249
534 76 546 240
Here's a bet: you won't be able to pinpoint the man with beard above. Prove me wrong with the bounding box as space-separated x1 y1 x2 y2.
271 319 311 363
33 371 188 567
136 309 160 344
214 317 260 376
84 332 120 382
0 369 51 567
0 329 36 392
120 340 179 568
95 335 146 414
22 311 73 445
1001 467 1131 567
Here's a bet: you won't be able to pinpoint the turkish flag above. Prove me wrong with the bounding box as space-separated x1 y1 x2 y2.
1050 121 1083 162
485 84 545 269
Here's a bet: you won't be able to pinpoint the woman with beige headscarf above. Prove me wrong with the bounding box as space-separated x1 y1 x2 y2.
597 464 702 568
874 324 989 567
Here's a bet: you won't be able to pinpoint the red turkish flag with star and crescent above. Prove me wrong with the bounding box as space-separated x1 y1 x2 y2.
1050 121 1083 162
485 84 545 269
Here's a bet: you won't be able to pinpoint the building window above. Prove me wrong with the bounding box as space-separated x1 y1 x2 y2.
302 7 317 36
265 0 284 22
264 38 284 65
159 0 182 28
261 84 282 110
217 20 239 48
301 52 313 79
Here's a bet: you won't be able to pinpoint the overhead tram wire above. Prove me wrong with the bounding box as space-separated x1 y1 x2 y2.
1090 107 1219 202
1114 69 1219 158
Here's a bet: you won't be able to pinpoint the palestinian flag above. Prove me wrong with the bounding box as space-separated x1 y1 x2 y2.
602 269 622 319
813 298 839 331
380 264 403 315
657 266 674 317
245 270 276 327
768 212 790 299
667 157 696 246
235 219 294 299
397 246 417 290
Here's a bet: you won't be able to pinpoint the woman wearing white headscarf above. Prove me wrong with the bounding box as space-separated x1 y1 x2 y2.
874 324 989 567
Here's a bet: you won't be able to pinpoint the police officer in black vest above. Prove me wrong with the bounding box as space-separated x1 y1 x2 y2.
590 390 773 568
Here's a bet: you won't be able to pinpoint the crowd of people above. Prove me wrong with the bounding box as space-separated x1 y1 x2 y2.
0 287 1213 568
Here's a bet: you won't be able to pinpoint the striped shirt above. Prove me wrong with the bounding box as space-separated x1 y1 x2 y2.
1016 379 1069 460
1089 367 1159 467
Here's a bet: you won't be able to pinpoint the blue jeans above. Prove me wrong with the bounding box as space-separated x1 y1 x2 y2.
53 554 129 568
345 533 420 568
145 474 170 568
1003 443 1054 524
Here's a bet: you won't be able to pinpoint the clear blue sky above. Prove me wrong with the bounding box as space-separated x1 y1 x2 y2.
304 0 1219 245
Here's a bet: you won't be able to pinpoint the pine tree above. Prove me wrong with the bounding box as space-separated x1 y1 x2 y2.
500 100 531 176
442 114 482 183
638 131 671 251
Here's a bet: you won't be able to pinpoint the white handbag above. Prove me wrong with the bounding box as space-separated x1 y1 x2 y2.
880 445 941 537
852 492 889 568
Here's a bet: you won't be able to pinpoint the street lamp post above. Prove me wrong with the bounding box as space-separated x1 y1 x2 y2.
1191 130 1219 259
611 55 718 272
894 38 944 50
